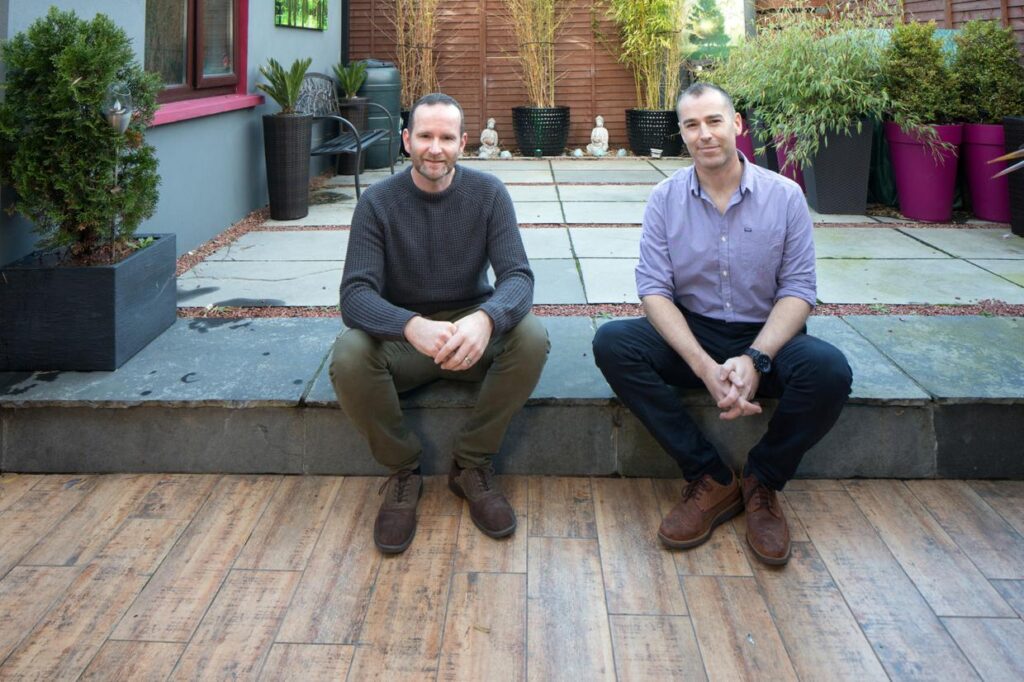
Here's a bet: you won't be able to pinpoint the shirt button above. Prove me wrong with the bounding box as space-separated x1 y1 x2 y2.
721 235 727 242
725 302 731 308
722 270 728 277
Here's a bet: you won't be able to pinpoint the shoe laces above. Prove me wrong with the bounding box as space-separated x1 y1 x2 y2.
379 470 413 503
682 475 713 502
747 481 780 516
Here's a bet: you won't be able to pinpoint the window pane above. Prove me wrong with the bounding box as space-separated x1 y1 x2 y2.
145 0 187 86
203 0 234 77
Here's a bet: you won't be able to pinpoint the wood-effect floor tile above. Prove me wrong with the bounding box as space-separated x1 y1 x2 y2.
942 617 1024 682
0 566 78 663
990 580 1024 618
609 615 707 681
439 572 526 681
80 641 185 681
594 478 687 615
528 476 596 538
969 480 1024 537
133 474 219 520
788 490 979 680
0 475 42 514
0 476 94 578
276 477 381 644
454 476 527 573
234 476 341 571
259 643 355 681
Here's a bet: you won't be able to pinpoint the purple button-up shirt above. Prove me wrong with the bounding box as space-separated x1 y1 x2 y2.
636 155 816 324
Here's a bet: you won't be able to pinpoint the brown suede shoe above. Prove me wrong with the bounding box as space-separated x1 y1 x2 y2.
742 474 791 565
658 472 743 549
374 470 423 554
448 461 516 538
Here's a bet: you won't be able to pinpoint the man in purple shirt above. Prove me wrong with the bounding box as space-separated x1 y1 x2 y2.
593 83 852 565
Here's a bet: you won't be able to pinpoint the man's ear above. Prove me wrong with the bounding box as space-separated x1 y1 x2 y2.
402 128 412 155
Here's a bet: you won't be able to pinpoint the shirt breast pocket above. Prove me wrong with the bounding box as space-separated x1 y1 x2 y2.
739 226 784 278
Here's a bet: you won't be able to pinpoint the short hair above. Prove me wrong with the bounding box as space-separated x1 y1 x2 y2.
677 82 736 116
406 93 465 135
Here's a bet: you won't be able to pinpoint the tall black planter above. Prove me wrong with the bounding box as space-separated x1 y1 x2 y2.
625 109 682 157
336 97 368 176
263 113 313 221
0 234 177 371
512 106 570 156
1004 116 1024 237
747 111 780 172
803 121 874 214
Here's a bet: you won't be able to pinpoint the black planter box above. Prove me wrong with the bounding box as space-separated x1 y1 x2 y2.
512 106 570 156
263 113 313 221
803 122 874 214
625 109 682 157
1004 116 1024 237
0 233 177 371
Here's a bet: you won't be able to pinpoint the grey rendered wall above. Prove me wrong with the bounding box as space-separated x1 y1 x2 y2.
1 0 342 264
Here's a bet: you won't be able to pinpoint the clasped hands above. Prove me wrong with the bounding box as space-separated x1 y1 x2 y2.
703 354 762 421
403 311 493 371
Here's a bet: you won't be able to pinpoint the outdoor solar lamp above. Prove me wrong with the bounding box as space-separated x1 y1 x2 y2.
101 82 133 134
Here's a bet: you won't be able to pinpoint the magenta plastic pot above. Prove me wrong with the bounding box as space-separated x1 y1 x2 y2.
737 114 755 161
775 135 804 190
885 122 963 222
963 123 1010 222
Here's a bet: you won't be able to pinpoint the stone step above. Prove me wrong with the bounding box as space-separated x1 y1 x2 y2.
1 316 1021 478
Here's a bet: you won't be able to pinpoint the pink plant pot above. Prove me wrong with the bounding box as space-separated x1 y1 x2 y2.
775 135 805 190
963 123 1011 223
885 122 963 222
737 115 755 161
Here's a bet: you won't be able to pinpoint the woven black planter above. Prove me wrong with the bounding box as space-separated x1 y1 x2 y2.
625 109 683 157
263 113 313 221
512 106 570 156
0 234 176 371
803 121 874 214
1004 116 1024 237
336 97 368 175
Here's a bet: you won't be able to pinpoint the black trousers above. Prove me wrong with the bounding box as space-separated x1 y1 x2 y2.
592 311 852 490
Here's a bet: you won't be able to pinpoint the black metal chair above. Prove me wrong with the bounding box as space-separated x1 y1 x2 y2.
296 73 396 198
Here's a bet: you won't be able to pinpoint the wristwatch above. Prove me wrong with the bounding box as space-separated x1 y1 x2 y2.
743 347 772 374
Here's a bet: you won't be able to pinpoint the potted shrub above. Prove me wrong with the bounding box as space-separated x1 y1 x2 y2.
392 0 441 154
750 5 892 213
953 20 1024 223
607 0 691 156
333 60 369 174
881 20 964 222
0 8 172 371
704 43 777 171
257 57 313 220
504 0 572 155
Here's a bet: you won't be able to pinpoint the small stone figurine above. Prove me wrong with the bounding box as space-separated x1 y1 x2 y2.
587 115 609 157
478 118 500 159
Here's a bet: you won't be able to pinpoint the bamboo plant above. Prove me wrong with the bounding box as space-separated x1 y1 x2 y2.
606 0 692 110
392 0 441 110
503 0 571 108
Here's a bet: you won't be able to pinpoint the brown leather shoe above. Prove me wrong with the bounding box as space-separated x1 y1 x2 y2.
448 461 516 538
374 470 423 554
742 474 791 565
658 472 742 549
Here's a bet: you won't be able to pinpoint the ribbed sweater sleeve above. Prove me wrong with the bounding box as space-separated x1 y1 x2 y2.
339 165 534 340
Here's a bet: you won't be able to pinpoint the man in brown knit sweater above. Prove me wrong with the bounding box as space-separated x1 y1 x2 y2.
330 93 549 554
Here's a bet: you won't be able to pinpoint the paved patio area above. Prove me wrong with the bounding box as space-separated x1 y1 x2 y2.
176 157 1024 309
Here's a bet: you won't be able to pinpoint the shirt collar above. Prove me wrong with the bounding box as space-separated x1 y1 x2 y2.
687 150 754 198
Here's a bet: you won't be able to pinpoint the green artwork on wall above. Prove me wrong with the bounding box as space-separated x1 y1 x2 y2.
275 0 328 31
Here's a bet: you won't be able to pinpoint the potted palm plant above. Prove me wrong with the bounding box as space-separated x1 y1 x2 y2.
0 8 171 371
504 0 572 155
258 57 313 220
333 60 369 174
881 20 964 222
953 20 1024 223
607 0 691 156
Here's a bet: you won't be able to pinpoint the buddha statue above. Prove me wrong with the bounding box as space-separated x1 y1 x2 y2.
587 115 609 157
478 118 500 159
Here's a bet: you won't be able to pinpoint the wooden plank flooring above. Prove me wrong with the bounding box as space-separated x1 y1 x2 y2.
0 474 1021 680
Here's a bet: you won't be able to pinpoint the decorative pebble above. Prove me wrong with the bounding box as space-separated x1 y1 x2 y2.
572 148 584 157
616 148 628 157
499 150 512 159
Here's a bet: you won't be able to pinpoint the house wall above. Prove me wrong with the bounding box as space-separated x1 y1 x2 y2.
1 0 344 266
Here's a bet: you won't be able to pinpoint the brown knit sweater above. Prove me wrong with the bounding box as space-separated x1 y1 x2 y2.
339 164 534 340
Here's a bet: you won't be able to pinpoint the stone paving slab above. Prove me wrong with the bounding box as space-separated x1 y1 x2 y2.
805 316 928 402
970 259 1024 286
0 318 339 406
562 202 646 224
532 259 586 305
578 259 639 304
263 203 355 227
648 159 692 170
460 159 550 170
556 185 656 202
178 261 343 307
843 315 1024 401
513 202 564 224
505 185 559 202
484 169 554 183
807 210 876 223
520 228 572 259
816 259 1024 305
549 159 656 169
569 227 641 258
813 228 949 259
899 228 1024 259
553 169 666 184
205 230 349 261
324 169 397 187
